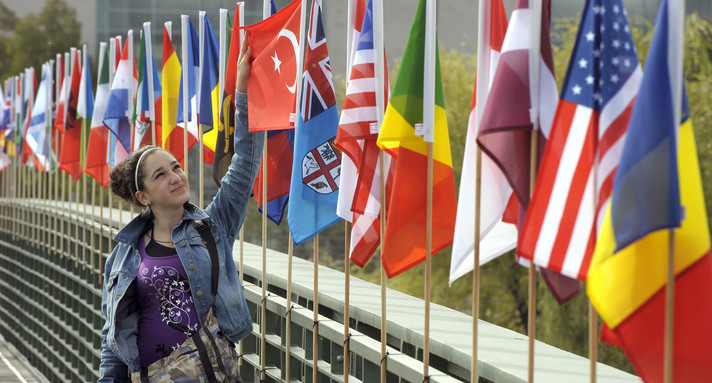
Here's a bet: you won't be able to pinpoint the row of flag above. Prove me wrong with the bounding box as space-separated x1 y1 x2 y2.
0 0 710 379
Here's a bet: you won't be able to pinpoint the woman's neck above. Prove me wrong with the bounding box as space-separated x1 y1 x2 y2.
150 205 184 237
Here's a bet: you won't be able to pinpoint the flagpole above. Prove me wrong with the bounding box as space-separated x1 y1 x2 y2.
198 11 205 209
127 30 135 222
260 130 267 382
104 37 116 284
144 23 157 147
313 234 320 383
44 61 53 254
81 46 89 270
259 2 272 380
665 1 685 381
527 0 543 381
219 8 227 127
181 16 190 178
286 232 294 381
422 0 438 380
665 230 675 383
344 4 355 382
343 220 350 382
471 0 494 377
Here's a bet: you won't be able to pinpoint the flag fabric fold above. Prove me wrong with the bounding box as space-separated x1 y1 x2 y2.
287 0 342 245
241 0 302 132
450 0 516 284
376 0 456 278
587 1 712 380
335 0 393 267
519 0 642 280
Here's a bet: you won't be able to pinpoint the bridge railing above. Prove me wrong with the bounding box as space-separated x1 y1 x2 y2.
0 198 640 382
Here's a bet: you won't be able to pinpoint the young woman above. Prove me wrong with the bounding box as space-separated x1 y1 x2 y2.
98 41 261 382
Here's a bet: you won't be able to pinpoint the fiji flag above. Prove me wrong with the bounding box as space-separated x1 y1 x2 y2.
288 0 342 245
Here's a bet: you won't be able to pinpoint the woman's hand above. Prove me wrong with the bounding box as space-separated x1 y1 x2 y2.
236 32 252 94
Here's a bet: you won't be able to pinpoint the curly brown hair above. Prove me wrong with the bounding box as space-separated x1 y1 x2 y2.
108 145 168 207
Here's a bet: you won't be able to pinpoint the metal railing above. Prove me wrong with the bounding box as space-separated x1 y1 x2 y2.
0 198 640 382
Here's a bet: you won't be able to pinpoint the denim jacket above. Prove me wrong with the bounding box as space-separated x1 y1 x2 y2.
98 93 263 382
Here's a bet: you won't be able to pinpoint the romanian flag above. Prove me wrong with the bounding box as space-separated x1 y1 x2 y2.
375 0 456 278
198 11 220 164
162 22 196 167
587 0 712 380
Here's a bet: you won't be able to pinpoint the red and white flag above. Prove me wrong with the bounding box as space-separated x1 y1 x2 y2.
335 0 392 267
242 0 302 132
519 0 643 280
449 0 515 285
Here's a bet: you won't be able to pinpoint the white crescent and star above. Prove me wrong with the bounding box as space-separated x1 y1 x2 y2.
273 28 299 94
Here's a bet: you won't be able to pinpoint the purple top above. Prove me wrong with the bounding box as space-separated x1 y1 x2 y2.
135 236 201 368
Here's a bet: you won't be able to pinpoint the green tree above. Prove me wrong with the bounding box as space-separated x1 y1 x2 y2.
0 1 18 81
3 0 80 79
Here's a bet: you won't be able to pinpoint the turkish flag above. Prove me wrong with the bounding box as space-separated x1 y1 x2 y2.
240 0 301 132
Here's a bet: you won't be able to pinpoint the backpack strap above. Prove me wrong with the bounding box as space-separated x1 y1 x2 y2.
195 221 219 302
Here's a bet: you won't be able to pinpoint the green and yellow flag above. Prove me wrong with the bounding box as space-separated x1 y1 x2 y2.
376 0 456 278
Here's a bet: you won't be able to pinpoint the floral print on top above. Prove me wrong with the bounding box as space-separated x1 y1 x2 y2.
135 236 201 368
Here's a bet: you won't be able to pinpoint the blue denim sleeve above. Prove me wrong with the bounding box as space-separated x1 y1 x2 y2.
205 91 264 243
98 255 130 383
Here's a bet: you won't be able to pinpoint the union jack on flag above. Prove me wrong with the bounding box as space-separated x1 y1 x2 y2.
300 1 335 121
520 0 643 280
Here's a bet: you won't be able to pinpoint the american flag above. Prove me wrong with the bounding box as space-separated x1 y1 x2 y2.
519 0 643 280
335 0 393 267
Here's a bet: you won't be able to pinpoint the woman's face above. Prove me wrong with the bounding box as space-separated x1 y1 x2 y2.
137 150 190 208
